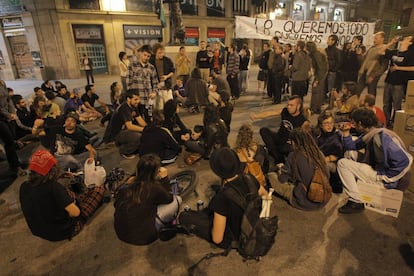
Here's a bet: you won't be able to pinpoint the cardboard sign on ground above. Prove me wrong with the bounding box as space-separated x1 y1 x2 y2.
358 181 403 218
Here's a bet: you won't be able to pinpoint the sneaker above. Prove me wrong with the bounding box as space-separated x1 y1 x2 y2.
338 200 365 214
121 153 136 160
97 141 116 150
159 224 190 241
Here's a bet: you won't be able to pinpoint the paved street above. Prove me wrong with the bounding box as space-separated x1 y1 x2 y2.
1 66 414 275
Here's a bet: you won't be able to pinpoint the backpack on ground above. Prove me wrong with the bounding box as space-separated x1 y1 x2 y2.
303 167 332 203
223 174 278 260
105 167 126 194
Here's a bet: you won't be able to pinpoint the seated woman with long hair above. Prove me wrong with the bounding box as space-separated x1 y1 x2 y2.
268 128 330 210
185 104 228 159
163 99 191 143
31 95 61 119
114 154 182 245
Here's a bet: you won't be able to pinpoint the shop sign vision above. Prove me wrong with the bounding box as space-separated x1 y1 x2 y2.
123 25 162 39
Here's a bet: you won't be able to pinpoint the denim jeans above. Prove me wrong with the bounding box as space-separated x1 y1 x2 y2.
239 70 248 93
383 83 404 124
327 72 337 93
155 195 182 231
55 151 91 172
356 74 380 97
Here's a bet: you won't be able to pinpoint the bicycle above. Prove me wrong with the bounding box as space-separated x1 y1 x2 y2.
169 170 198 200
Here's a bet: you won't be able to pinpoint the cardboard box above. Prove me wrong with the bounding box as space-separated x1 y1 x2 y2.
406 80 414 112
393 110 414 192
358 181 403 218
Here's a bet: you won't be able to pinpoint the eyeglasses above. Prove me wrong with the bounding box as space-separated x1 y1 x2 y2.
322 122 334 126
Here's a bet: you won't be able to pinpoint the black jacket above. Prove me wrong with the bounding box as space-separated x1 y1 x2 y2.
325 45 342 72
149 56 175 89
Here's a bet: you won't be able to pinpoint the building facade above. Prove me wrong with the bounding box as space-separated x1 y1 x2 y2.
0 0 408 81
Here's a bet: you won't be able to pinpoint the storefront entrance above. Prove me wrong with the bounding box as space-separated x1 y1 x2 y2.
72 24 108 74
8 34 35 79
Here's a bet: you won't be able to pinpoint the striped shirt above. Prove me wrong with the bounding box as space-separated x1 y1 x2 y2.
226 52 240 75
127 61 159 105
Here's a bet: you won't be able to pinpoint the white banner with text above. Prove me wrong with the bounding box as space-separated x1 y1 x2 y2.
235 16 376 47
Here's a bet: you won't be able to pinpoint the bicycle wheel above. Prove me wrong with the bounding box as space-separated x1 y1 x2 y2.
170 170 197 200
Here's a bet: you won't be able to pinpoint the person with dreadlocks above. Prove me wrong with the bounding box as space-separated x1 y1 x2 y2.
267 128 329 210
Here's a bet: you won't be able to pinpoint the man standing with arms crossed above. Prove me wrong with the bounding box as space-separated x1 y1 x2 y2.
196 41 212 82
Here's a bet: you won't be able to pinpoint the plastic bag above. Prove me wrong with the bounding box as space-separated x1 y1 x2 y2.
84 159 106 187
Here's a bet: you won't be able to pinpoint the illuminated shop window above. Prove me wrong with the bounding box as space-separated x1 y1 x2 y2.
102 0 126 11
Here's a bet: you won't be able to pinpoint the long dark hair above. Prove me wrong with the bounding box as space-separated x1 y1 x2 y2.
118 51 127 62
203 104 220 126
130 154 161 205
290 128 328 177
164 99 178 119
110 81 120 104
28 166 61 187
163 99 179 129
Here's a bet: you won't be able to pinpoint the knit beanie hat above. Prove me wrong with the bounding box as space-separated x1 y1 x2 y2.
29 150 57 176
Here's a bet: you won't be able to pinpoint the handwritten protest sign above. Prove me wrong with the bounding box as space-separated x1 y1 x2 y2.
235 16 375 47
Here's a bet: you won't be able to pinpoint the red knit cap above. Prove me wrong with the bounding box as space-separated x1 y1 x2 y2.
29 150 57 176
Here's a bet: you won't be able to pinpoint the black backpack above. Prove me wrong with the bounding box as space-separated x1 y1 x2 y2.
223 175 278 260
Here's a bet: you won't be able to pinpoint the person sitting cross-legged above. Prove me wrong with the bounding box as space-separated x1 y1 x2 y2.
250 95 310 165
312 110 344 193
43 112 98 172
337 108 413 214
114 154 182 245
179 147 267 248
185 68 210 113
81 84 110 125
103 89 146 159
19 150 104 241
139 110 181 165
268 128 330 210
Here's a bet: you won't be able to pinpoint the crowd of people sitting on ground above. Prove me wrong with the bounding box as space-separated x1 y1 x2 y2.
0 33 413 253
